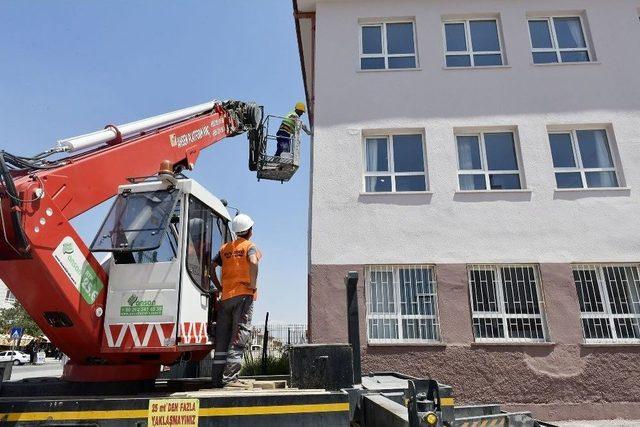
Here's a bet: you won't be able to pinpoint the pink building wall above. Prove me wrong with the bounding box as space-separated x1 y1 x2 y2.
309 263 640 420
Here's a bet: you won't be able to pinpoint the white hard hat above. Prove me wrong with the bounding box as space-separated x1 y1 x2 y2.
232 214 254 234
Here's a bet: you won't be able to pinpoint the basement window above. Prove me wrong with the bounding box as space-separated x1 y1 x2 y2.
468 265 548 343
573 264 640 343
359 21 418 70
366 265 441 344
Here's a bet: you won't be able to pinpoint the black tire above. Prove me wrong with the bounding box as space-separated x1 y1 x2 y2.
12 359 20 366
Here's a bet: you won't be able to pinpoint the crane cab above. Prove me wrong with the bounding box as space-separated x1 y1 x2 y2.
90 176 231 357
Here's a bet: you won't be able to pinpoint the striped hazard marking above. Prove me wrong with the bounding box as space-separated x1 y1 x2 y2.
0 402 350 423
103 321 209 348
179 321 208 344
456 417 507 427
104 322 176 348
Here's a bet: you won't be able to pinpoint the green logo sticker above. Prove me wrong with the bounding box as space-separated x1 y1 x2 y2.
53 237 103 305
79 263 102 304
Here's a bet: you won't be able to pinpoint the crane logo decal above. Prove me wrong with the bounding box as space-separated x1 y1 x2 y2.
62 242 74 254
169 124 211 148
52 236 103 305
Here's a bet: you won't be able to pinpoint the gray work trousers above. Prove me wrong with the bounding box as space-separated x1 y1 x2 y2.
211 294 253 387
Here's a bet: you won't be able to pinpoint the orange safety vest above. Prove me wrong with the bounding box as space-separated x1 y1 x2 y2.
220 238 258 301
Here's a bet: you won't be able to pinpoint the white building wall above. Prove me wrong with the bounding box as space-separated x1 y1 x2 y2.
0 279 16 310
310 0 640 265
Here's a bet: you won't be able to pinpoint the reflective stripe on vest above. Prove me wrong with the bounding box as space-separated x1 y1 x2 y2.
220 238 256 301
278 111 298 134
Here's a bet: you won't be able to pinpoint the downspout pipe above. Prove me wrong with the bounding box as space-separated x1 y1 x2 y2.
346 271 362 384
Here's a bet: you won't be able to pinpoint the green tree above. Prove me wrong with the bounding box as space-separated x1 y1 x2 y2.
0 302 43 338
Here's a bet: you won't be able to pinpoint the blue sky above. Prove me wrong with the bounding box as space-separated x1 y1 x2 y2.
0 1 309 323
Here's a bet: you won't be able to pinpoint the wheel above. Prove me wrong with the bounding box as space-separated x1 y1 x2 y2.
12 359 20 366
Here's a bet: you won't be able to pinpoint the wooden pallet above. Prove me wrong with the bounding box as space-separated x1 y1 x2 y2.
224 379 288 390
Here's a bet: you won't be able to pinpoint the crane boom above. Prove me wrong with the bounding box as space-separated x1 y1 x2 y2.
0 100 262 381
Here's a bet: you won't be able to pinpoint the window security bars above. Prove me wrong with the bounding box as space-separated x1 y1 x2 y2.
573 264 640 343
366 265 440 343
468 265 548 342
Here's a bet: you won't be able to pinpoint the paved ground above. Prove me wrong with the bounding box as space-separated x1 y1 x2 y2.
9 358 63 381
555 422 640 426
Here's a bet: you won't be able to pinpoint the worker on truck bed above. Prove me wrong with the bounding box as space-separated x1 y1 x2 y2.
274 102 311 157
210 213 261 388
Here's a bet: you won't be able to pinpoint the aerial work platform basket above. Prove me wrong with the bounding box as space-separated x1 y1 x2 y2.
249 114 302 182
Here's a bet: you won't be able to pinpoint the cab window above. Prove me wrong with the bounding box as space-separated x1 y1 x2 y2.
91 189 179 252
114 200 181 264
186 196 229 292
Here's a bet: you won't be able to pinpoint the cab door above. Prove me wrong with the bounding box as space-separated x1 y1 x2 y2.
177 195 228 346
93 189 184 352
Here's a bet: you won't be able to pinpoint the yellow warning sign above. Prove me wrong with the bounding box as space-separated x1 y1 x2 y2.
148 398 200 427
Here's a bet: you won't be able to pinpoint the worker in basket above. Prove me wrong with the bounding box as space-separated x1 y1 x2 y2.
210 213 262 388
274 101 312 157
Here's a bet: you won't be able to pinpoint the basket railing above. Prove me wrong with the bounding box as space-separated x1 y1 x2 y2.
255 115 302 182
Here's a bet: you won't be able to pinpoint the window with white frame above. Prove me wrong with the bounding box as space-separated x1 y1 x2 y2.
573 265 640 343
4 290 15 303
468 265 548 342
548 129 619 189
364 134 427 193
366 265 440 343
528 16 592 64
456 131 523 191
443 18 504 67
360 21 417 70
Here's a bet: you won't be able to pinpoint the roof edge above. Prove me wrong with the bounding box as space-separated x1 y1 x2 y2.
293 0 314 126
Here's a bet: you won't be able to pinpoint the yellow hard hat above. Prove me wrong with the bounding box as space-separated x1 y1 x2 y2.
295 102 306 112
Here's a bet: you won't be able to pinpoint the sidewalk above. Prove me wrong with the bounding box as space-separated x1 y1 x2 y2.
555 421 640 426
